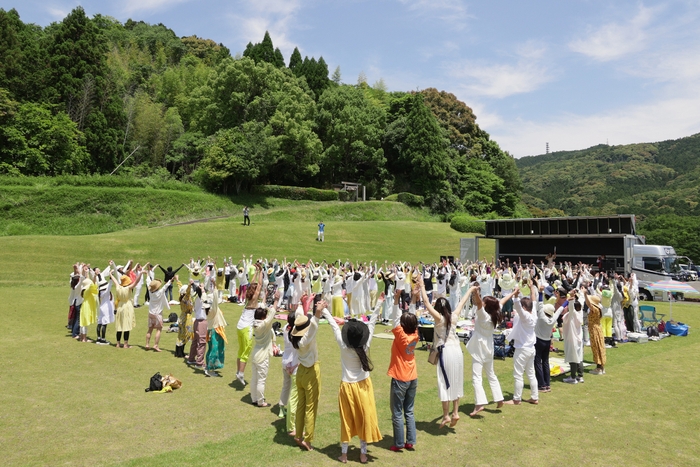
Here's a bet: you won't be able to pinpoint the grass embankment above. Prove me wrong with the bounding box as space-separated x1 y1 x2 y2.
0 176 438 236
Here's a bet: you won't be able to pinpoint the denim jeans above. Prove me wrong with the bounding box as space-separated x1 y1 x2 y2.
390 378 417 447
71 304 82 337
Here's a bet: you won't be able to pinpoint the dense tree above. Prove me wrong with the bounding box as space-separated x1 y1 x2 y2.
315 85 386 193
243 31 284 67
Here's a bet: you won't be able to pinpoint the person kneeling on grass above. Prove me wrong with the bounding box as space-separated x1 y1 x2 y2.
505 280 539 406
145 278 172 352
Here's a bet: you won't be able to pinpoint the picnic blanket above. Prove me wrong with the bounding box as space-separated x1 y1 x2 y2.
549 356 593 376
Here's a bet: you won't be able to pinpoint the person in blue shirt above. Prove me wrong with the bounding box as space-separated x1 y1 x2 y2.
317 222 325 242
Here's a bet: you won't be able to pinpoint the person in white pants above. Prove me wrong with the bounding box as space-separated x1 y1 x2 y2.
133 263 145 307
466 286 516 416
505 280 539 405
250 298 278 406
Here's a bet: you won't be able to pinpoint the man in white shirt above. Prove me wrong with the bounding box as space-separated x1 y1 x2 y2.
505 281 539 405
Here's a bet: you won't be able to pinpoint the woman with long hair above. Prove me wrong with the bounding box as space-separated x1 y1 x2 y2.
419 279 471 428
467 287 515 416
325 296 384 463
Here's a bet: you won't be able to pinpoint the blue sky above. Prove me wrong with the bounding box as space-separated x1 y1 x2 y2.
3 0 700 157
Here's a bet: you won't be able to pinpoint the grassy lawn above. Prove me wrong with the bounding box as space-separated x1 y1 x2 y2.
0 219 697 466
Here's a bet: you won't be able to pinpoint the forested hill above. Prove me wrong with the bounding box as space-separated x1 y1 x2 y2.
516 133 700 218
0 6 520 217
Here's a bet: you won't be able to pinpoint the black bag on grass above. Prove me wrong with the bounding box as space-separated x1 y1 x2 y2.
494 334 507 360
145 372 163 392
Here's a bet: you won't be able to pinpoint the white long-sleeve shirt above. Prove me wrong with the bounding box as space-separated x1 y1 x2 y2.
324 307 377 383
510 298 537 349
296 313 321 368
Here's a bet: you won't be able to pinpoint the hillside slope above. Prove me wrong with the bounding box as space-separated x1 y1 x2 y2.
516 133 700 217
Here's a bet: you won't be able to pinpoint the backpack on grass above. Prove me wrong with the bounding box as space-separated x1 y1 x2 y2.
145 372 163 392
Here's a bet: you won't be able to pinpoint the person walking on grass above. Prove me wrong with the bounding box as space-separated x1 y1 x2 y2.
505 280 539 406
418 276 471 429
243 205 250 226
317 221 325 242
325 294 384 464
387 288 419 453
145 277 172 352
466 285 512 417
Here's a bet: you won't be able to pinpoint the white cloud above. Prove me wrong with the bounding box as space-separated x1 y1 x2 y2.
398 0 472 27
228 0 302 57
487 95 700 158
121 0 191 15
569 5 660 62
46 6 69 19
447 41 554 98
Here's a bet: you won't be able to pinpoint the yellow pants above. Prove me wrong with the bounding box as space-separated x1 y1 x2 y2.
601 316 613 338
296 362 321 444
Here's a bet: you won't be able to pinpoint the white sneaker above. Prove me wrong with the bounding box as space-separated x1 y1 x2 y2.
236 372 247 386
563 377 578 384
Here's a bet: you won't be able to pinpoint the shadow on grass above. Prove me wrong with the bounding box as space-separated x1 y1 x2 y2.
415 417 455 436
271 416 297 448
316 443 381 464
228 379 247 391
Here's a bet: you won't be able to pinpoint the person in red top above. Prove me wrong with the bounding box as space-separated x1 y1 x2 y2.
387 289 419 452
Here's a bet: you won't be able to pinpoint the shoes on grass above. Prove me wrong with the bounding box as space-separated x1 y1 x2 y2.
563 377 578 384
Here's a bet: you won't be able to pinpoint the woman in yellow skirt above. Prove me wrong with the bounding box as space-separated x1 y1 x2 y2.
331 274 346 318
110 270 142 348
324 296 384 464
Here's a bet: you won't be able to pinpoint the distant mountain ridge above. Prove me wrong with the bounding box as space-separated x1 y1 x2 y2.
516 133 700 218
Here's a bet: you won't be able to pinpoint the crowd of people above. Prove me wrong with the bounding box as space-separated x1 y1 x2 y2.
66 253 643 462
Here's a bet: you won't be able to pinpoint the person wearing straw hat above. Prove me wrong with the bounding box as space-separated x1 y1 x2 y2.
534 289 566 393
109 265 143 349
95 265 114 345
325 293 384 464
583 290 606 375
145 277 171 352
290 299 327 452
498 270 517 322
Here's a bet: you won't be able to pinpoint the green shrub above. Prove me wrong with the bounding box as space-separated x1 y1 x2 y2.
251 185 338 201
383 194 398 201
450 214 485 234
397 192 424 207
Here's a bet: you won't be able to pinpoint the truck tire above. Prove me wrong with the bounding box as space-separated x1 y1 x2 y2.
639 289 653 301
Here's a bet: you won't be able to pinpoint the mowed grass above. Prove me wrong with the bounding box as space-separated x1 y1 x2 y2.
1 219 699 466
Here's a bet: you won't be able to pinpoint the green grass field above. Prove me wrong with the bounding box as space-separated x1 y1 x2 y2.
1 213 698 466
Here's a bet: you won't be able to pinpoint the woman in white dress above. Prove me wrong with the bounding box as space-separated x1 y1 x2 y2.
419 279 471 428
